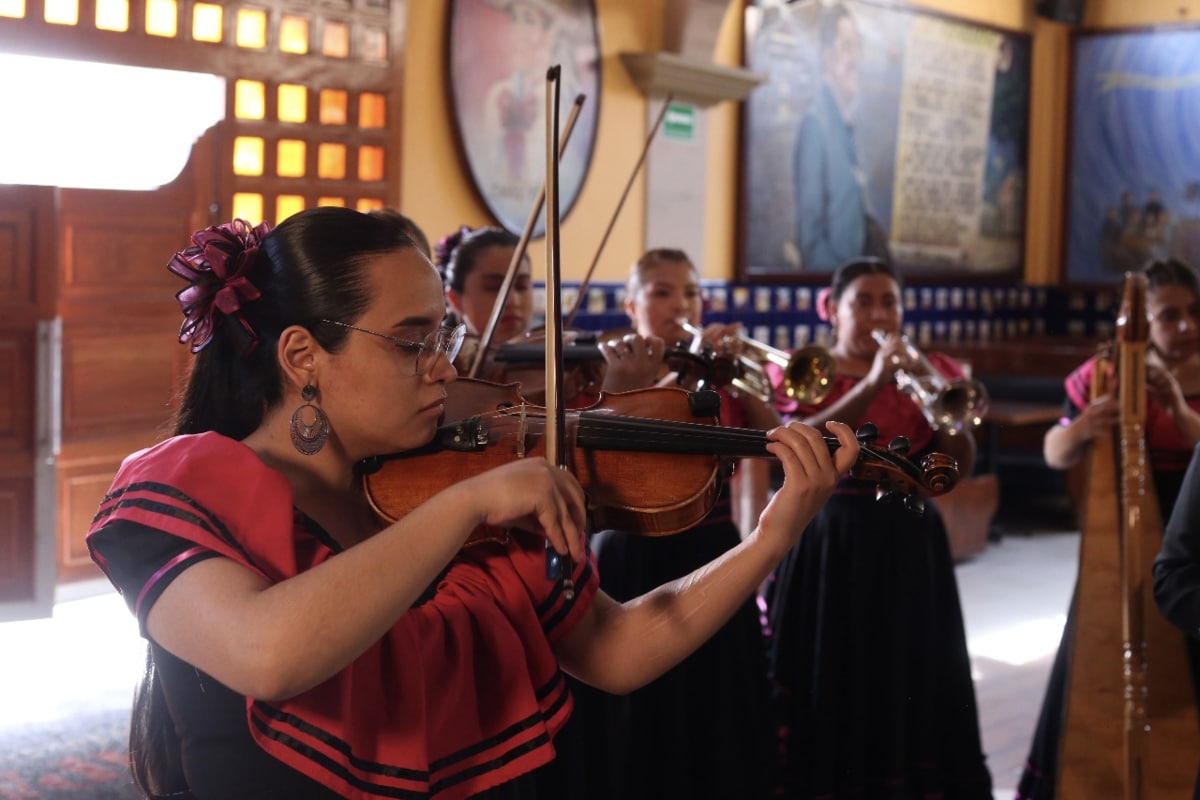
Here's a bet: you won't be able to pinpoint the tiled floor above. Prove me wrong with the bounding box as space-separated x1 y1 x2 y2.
957 529 1078 798
0 525 1080 799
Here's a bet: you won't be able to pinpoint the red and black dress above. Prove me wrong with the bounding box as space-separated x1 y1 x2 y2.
87 432 598 800
559 386 777 800
764 353 994 799
1016 354 1200 799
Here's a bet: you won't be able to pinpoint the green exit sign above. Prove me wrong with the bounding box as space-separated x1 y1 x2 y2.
663 102 696 141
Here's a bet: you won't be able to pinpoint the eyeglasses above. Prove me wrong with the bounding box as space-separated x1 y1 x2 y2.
321 319 466 376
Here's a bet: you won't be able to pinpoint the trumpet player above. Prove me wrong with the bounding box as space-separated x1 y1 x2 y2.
562 247 781 800
764 257 993 798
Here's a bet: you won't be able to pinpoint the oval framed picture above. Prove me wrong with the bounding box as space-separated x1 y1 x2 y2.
448 0 601 236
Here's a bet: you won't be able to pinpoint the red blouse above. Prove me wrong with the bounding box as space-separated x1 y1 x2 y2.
87 432 597 799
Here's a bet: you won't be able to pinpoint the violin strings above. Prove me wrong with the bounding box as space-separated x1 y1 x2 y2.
481 408 929 490
575 414 769 457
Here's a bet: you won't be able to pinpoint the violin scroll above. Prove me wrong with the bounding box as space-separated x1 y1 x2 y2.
841 421 959 513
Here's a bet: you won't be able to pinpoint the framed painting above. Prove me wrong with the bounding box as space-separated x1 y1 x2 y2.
1065 27 1200 284
447 0 601 236
741 0 1031 280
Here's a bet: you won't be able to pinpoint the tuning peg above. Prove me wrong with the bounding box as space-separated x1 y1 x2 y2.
687 389 723 418
887 436 911 456
875 485 894 503
903 494 925 515
856 422 879 446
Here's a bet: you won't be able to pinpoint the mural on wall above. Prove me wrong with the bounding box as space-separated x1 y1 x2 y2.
448 0 600 236
1067 29 1200 284
741 0 1030 279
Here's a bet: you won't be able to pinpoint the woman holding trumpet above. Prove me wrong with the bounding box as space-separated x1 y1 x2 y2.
764 257 993 798
562 247 781 800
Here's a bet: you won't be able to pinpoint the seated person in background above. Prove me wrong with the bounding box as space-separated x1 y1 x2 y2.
562 247 781 800
764 256 992 799
87 208 860 800
1019 257 1200 799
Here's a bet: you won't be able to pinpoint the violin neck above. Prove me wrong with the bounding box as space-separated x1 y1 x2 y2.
577 412 840 460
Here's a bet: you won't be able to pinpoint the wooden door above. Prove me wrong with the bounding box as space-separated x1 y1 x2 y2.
53 130 218 583
0 187 58 621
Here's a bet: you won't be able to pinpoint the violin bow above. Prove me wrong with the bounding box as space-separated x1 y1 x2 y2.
468 93 587 379
543 66 574 599
563 93 673 329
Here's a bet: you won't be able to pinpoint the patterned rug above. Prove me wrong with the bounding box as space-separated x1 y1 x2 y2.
0 591 143 800
0 707 138 800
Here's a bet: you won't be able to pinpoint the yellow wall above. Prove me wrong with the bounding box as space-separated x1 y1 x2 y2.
400 0 1200 286
401 0 665 284
1086 0 1200 26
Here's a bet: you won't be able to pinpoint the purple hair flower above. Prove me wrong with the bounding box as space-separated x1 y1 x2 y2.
168 219 273 353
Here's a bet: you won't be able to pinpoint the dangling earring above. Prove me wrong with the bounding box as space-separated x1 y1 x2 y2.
290 384 329 455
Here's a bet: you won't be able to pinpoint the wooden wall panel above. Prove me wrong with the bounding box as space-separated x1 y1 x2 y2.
60 326 179 441
0 210 34 307
0 478 34 597
57 457 126 582
62 220 188 302
0 186 54 610
0 331 34 454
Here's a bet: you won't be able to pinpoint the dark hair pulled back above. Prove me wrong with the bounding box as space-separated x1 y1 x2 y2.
1142 257 1200 296
172 206 418 440
435 225 521 293
828 256 901 304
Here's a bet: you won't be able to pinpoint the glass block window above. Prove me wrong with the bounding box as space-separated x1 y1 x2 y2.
359 92 386 128
233 137 265 176
277 84 307 123
319 89 348 125
277 140 307 178
45 0 79 25
236 8 267 48
95 0 129 31
145 0 176 36
322 20 349 57
358 146 384 182
235 80 266 120
279 15 309 54
233 193 265 224
277 195 305 221
192 3 223 42
0 1 398 225
317 143 346 180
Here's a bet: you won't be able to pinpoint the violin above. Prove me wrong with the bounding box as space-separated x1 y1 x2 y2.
461 331 608 408
488 330 744 397
358 381 960 544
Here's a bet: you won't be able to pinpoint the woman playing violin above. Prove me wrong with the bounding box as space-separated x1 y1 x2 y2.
563 247 782 800
764 257 993 798
435 225 666 401
86 208 859 800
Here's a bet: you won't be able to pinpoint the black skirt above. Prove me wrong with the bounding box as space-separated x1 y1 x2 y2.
764 486 993 799
559 493 776 800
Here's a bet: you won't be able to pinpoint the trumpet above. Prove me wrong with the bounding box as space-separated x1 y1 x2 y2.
871 329 988 433
678 320 836 405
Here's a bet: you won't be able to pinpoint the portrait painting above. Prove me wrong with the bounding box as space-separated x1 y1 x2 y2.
742 0 1030 279
448 0 601 236
1066 28 1200 284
